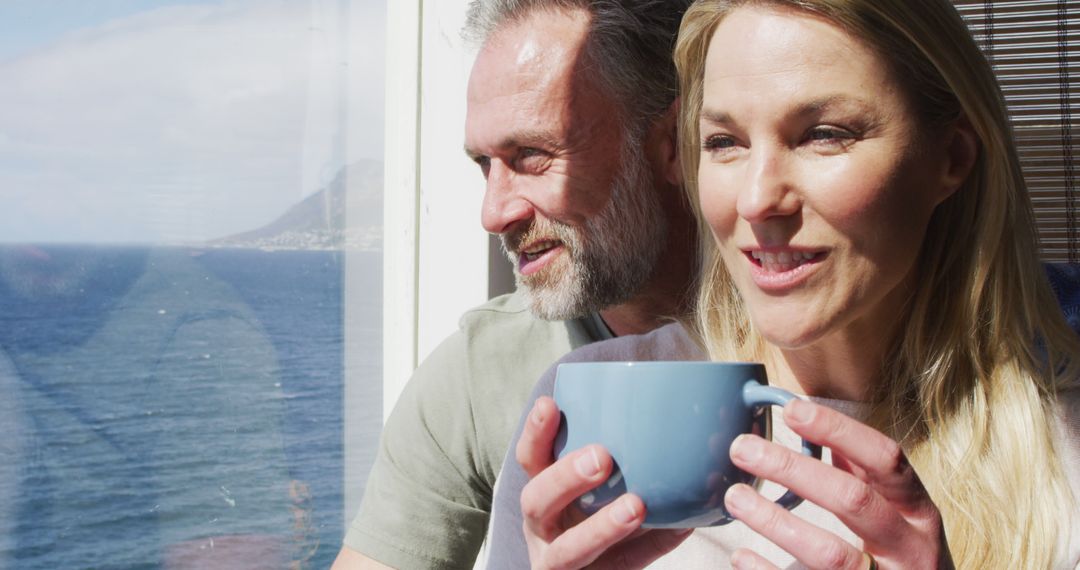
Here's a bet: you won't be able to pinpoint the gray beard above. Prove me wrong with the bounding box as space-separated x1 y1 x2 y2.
501 137 669 321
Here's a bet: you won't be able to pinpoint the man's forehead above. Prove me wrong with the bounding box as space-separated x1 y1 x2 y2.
469 8 591 93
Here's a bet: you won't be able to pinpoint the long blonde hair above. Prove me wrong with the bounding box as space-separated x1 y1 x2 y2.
674 0 1079 566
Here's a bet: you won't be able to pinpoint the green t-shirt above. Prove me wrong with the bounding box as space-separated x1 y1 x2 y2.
344 291 612 569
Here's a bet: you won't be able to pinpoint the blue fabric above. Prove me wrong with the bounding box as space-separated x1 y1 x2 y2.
1045 263 1080 333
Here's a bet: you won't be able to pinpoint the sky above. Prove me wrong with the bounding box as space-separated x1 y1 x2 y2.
0 0 386 244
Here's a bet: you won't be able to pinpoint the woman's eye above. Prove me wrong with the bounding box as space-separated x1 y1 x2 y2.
806 127 854 145
703 135 736 152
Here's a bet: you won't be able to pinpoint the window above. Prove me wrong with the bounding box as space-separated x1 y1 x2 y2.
0 1 384 567
954 0 1079 262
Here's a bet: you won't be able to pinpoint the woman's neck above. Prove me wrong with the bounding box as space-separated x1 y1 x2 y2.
765 339 885 402
765 311 904 403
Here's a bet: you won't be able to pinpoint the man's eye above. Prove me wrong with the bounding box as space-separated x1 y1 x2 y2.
515 148 549 172
473 156 491 176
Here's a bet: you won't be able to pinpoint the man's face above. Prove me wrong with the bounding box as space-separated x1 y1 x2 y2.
463 9 667 319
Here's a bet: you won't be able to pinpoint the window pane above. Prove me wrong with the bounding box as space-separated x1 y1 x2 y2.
0 1 383 568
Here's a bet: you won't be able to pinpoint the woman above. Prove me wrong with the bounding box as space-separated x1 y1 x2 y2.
484 0 1080 568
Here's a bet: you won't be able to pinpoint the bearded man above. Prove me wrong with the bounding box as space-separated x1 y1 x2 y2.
333 1 696 568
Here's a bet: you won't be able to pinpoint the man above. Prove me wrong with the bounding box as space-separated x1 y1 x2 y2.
333 1 696 567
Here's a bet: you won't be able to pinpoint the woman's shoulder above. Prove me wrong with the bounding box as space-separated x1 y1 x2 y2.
526 322 708 402
560 321 707 365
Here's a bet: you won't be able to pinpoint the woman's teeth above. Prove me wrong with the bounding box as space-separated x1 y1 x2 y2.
751 250 818 272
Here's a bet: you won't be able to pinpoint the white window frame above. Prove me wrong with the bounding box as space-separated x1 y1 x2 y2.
344 0 495 519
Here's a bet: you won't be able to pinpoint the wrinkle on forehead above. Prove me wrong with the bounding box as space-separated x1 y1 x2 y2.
466 7 614 149
502 17 585 91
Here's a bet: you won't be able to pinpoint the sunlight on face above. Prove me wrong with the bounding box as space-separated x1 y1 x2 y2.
464 9 667 319
698 6 954 350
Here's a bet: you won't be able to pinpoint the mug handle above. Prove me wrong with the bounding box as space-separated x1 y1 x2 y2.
741 380 823 511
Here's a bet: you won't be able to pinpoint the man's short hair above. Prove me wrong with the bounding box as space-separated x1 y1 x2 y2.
464 0 694 128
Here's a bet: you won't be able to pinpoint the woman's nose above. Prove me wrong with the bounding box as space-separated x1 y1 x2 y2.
735 146 801 223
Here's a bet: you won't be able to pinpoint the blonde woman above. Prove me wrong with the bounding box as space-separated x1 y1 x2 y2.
485 0 1080 568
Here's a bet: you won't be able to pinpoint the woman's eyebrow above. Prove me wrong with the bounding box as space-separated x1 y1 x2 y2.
699 94 878 125
699 108 733 125
793 94 876 118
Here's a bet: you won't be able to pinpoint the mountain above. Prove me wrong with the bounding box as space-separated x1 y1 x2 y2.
210 160 382 251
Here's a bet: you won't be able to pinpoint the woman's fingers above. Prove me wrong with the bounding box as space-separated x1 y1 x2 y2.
728 400 946 568
517 397 563 478
729 433 908 548
538 494 647 569
521 443 614 542
782 400 930 514
515 396 690 569
593 527 694 570
724 483 869 570
730 548 779 570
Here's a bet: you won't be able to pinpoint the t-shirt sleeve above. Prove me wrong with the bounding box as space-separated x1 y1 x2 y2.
344 331 490 569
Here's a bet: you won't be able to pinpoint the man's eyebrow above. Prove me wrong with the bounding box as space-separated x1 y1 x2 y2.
463 130 562 159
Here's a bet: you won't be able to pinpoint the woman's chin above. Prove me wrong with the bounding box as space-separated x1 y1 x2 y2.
754 321 826 351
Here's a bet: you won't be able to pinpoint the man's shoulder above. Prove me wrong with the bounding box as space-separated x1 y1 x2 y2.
409 291 599 397
452 291 600 351
457 290 534 323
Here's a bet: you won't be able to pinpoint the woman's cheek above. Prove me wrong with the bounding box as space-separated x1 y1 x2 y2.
697 169 738 240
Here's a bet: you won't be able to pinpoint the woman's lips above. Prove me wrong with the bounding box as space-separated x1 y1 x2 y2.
744 249 826 292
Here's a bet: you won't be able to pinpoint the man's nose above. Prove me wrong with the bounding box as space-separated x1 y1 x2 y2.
736 147 800 223
480 161 534 234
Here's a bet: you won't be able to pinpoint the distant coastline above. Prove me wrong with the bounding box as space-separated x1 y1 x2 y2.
208 160 382 252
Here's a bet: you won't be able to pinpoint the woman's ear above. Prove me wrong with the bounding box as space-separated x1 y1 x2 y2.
936 115 978 204
647 98 683 187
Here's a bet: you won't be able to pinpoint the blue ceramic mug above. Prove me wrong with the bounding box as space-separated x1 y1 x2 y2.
553 361 821 528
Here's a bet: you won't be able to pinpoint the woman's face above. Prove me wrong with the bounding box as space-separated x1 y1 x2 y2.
698 6 958 350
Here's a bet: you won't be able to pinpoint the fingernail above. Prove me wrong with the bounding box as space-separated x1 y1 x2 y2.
530 405 544 426
610 496 639 525
725 484 754 513
730 434 762 463
786 399 812 425
574 447 601 478
730 550 755 570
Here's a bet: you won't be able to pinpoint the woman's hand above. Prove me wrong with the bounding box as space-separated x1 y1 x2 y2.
516 396 692 569
723 399 953 569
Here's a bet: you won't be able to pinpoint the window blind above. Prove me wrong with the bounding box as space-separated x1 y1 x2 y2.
953 0 1078 262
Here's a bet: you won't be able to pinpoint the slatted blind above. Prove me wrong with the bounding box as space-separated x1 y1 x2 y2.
953 0 1079 262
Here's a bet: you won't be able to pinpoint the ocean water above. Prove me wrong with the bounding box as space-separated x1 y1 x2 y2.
0 245 380 569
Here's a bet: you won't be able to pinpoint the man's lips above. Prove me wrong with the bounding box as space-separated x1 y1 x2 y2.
517 240 564 276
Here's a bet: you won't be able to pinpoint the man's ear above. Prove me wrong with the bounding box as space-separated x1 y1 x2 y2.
935 115 978 205
647 98 682 187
